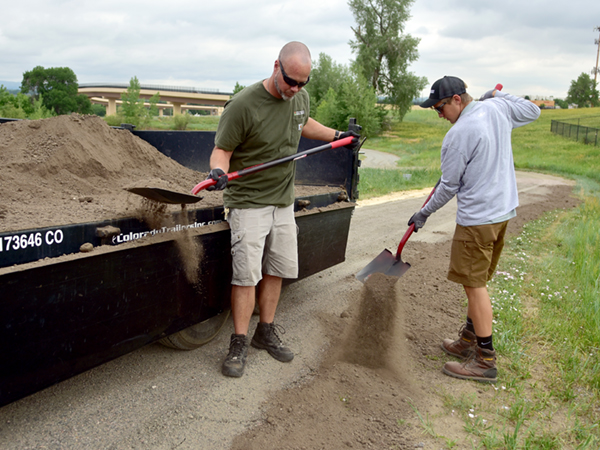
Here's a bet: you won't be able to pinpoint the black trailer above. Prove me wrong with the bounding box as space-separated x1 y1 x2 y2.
0 122 361 407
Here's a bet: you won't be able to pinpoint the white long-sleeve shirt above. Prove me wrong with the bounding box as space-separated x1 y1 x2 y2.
422 91 541 226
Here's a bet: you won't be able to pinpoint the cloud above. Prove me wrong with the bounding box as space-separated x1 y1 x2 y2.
1 0 599 98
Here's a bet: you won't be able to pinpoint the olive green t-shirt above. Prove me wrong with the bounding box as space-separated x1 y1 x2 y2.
215 81 310 209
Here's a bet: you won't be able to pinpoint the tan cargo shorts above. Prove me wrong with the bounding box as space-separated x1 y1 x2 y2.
227 204 298 286
447 221 509 288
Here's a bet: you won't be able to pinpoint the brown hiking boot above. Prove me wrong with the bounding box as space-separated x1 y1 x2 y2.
442 347 497 383
441 325 477 360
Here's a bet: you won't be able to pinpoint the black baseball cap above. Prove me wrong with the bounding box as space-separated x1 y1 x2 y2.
420 76 466 108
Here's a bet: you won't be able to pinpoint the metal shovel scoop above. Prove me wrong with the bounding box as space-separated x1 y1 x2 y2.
355 179 440 283
125 187 203 205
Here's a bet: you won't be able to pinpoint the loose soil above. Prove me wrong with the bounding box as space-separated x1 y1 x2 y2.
0 114 580 449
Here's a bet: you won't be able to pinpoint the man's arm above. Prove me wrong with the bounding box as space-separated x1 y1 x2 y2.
210 146 233 172
301 117 337 142
494 91 541 126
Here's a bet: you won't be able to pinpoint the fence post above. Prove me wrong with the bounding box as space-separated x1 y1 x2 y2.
585 126 589 144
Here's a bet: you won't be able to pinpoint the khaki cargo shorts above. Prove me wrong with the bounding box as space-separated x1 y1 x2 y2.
227 204 298 286
447 221 509 288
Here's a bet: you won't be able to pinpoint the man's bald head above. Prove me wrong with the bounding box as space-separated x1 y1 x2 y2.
278 41 311 67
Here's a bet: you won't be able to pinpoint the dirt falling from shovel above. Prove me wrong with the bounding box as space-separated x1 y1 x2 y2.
136 200 202 285
339 272 409 373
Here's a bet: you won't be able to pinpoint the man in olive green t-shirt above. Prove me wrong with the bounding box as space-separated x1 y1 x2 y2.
207 41 359 378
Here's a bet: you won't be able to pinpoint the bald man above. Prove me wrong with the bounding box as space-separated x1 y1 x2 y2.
207 41 359 377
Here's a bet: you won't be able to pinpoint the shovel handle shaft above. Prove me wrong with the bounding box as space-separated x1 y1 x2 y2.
394 179 440 260
190 136 355 195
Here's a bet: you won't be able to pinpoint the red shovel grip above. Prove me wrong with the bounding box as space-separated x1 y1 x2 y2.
395 179 440 260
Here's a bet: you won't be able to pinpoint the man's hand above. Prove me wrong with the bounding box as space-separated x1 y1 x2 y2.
408 210 429 232
479 83 503 101
337 130 361 150
479 89 496 101
206 168 228 191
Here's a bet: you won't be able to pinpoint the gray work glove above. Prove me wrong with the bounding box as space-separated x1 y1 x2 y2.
206 168 228 191
479 89 496 101
479 84 502 101
337 130 361 150
408 210 429 232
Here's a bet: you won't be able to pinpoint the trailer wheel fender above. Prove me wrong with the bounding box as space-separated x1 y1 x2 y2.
159 310 231 350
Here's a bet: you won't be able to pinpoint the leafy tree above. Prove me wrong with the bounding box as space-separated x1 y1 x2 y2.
90 104 106 117
554 99 568 109
119 76 160 129
28 94 54 120
20 66 92 115
120 76 145 123
566 73 599 108
305 53 350 110
348 0 427 120
306 53 385 137
0 84 42 119
232 82 245 96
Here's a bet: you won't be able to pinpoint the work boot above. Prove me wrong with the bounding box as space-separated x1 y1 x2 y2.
251 322 294 362
441 325 477 360
222 334 248 378
442 347 497 383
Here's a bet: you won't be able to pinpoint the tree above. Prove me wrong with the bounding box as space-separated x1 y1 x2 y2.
305 53 350 110
554 99 568 109
20 66 92 115
232 82 245 96
119 76 160 129
348 0 427 119
306 54 385 137
566 73 600 108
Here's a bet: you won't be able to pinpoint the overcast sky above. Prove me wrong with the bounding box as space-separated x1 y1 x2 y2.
1 0 599 100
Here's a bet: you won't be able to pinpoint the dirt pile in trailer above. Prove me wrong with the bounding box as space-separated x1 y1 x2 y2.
0 114 343 234
0 114 216 233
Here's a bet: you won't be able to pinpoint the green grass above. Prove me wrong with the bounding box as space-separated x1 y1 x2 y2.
359 107 600 199
146 115 221 131
367 106 600 448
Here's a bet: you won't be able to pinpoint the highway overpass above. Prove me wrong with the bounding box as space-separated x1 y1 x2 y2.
78 83 232 116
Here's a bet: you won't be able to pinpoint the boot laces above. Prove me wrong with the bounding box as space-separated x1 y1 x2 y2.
229 335 246 358
267 323 286 345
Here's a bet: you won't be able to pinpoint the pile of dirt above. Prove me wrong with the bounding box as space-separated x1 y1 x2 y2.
0 114 220 233
0 115 344 234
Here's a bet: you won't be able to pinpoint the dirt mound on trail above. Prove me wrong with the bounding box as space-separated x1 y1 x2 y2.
0 114 220 233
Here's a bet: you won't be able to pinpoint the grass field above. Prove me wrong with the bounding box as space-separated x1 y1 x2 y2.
364 106 600 448
360 107 600 198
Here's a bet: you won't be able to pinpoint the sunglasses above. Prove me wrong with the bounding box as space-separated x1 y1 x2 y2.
432 100 449 114
278 60 310 88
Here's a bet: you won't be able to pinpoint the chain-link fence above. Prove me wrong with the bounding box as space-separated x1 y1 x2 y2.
551 119 600 146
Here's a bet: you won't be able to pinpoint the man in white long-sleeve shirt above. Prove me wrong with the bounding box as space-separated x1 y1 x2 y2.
408 76 541 383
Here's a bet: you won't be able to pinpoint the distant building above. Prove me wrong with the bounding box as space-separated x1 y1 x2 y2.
531 100 555 109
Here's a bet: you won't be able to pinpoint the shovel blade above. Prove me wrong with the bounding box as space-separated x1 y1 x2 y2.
355 249 411 283
126 187 203 205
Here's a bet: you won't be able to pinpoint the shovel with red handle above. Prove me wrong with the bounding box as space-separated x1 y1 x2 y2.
126 136 358 204
355 179 440 283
